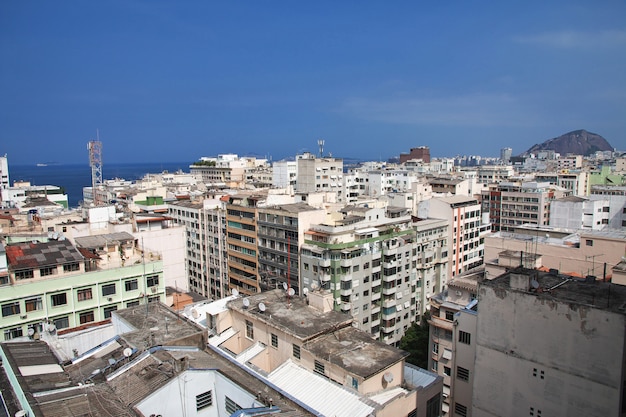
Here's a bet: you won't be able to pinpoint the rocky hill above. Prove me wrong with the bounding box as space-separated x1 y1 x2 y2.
525 129 613 156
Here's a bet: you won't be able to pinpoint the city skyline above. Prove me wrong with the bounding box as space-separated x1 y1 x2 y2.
1 1 625 165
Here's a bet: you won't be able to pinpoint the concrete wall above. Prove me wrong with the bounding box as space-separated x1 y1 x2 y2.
473 284 625 417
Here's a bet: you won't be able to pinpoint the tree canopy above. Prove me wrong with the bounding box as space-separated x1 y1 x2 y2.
399 311 431 369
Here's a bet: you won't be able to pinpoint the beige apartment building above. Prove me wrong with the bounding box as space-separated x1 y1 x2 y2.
211 288 443 417
429 273 480 416
484 225 626 281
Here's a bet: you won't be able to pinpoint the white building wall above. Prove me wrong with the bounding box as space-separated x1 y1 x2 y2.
138 225 187 292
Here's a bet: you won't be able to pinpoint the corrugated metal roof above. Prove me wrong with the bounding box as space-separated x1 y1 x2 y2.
369 386 408 405
267 360 375 417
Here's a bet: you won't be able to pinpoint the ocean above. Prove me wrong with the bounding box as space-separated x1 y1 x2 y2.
8 162 191 209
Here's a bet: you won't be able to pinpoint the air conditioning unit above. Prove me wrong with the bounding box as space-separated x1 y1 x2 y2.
107 297 113 302
20 315 27 320
150 286 157 294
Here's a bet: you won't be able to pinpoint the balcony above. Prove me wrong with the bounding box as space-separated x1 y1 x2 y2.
371 303 381 314
382 286 396 296
371 291 381 301
319 258 331 267
340 258 353 267
320 273 331 282
340 288 352 297
341 302 351 312
371 278 382 287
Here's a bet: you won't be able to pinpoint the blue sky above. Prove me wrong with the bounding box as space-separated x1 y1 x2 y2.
1 1 625 164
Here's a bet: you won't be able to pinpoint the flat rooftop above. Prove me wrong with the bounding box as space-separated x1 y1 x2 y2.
484 268 626 314
228 289 353 341
304 326 409 379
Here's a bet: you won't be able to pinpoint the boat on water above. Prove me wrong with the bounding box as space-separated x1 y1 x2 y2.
36 163 47 167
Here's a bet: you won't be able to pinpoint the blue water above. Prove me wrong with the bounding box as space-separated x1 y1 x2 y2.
8 162 191 208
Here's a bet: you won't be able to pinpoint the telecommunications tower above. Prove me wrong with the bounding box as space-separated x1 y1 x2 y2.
88 133 103 205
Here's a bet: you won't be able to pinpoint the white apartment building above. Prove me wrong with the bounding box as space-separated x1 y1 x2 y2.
300 205 449 346
168 197 228 299
418 196 488 278
0 154 9 191
549 196 610 230
271 159 298 188
295 152 344 203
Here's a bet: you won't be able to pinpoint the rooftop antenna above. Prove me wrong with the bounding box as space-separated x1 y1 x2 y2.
88 133 103 205
318 139 325 158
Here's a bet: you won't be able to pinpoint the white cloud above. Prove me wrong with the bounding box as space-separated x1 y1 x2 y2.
336 93 540 127
513 30 626 49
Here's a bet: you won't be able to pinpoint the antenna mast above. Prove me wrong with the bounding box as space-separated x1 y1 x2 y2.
88 133 103 205
317 139 325 158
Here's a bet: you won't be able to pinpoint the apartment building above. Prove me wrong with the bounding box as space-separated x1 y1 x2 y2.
473 268 626 417
225 193 263 296
272 159 298 188
419 196 488 278
168 197 228 299
210 288 443 417
190 154 257 189
535 170 589 196
257 202 327 295
428 273 480 416
0 234 164 341
295 152 344 203
299 205 448 345
481 181 567 232
549 196 610 230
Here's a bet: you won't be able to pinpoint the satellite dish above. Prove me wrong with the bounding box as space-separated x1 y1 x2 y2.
383 371 394 383
258 302 266 312
243 298 250 308
531 279 539 289
232 288 239 297
108 358 116 366
27 328 35 336
123 348 133 358
288 288 295 297
191 308 199 319
311 281 319 290
282 282 288 290
47 323 56 333
303 288 309 296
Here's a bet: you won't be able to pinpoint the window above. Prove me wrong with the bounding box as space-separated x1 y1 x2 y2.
51 293 68 307
25 297 42 312
125 279 138 291
314 360 325 375
126 300 139 308
77 288 93 301
196 390 213 411
585 239 593 246
458 330 471 345
457 366 470 382
102 283 116 297
103 305 117 319
432 342 439 354
4 327 23 340
432 360 438 372
445 310 454 321
2 302 20 317
271 333 278 348
293 343 301 360
79 311 94 324
454 403 468 417
245 320 254 339
146 275 159 287
40 266 56 277
63 262 80 272
444 366 451 377
15 269 34 280
225 396 242 415
426 394 440 417
53 316 69 329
